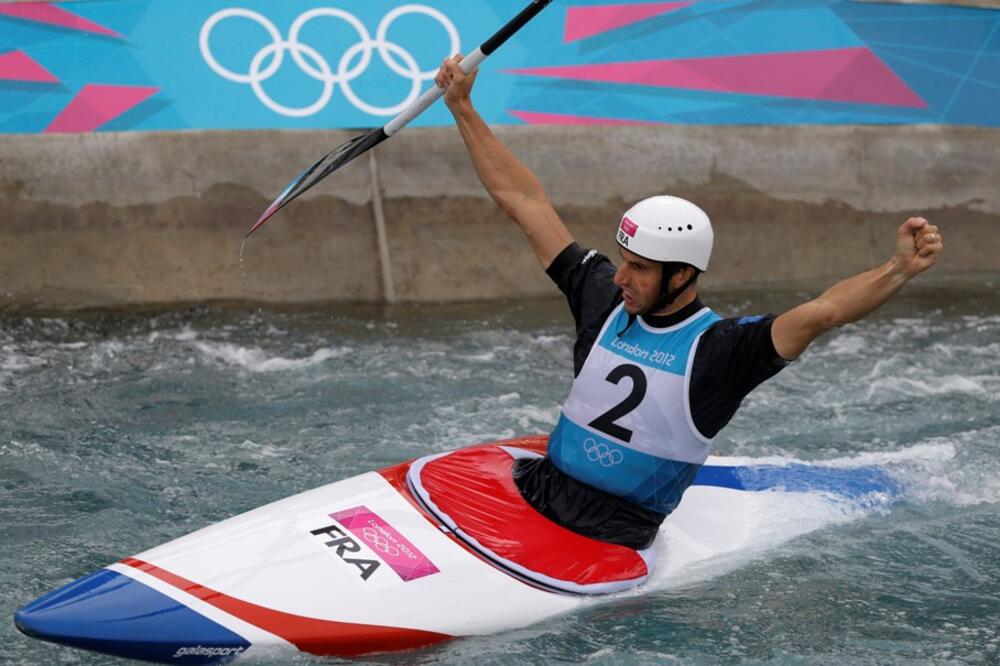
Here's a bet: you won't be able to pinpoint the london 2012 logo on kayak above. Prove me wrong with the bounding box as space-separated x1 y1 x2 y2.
199 5 460 118
311 505 440 582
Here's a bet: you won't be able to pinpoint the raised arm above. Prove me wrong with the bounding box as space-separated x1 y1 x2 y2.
435 55 573 270
772 217 944 360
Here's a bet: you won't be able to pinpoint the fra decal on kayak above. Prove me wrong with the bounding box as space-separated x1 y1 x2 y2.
310 523 382 581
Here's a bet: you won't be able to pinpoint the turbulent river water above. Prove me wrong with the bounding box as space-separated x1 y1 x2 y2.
2 280 999 665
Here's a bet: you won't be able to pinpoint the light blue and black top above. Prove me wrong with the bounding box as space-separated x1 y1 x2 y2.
514 243 789 549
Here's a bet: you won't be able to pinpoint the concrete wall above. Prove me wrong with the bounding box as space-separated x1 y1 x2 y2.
1 125 997 310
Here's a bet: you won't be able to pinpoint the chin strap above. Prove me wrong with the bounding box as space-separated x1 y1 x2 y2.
650 269 698 314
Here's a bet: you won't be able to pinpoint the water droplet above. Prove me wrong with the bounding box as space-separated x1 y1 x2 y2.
239 237 250 287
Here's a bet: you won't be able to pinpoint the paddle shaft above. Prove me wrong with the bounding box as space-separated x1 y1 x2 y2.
384 0 552 136
247 0 552 237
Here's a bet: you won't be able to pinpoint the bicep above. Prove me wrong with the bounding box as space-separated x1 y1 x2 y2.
771 300 839 360
494 191 574 270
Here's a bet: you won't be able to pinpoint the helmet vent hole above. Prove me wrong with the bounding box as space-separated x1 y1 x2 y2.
687 224 693 230
667 227 673 232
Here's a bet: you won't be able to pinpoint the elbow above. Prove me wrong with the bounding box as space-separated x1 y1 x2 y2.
490 191 520 221
490 189 548 224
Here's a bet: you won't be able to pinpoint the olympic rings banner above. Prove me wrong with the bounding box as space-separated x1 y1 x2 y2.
1 0 998 133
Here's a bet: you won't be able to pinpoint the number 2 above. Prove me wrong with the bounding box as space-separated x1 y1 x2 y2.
588 364 647 443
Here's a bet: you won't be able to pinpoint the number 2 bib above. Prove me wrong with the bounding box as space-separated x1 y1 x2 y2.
548 303 722 514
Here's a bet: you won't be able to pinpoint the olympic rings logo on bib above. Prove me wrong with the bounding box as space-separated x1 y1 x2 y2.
584 438 624 467
199 5 460 118
362 526 400 557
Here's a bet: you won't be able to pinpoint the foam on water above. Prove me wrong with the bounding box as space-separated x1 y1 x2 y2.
192 341 352 373
649 490 870 591
634 442 955 598
893 427 1000 507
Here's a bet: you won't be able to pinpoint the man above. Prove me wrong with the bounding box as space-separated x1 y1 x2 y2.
435 56 944 552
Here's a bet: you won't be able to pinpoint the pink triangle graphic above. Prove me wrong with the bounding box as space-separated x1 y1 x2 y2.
0 50 58 83
564 2 692 43
0 2 121 38
508 110 662 125
508 47 926 108
45 84 158 133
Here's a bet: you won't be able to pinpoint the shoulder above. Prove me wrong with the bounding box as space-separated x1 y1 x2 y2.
547 244 621 374
699 313 790 369
546 243 615 289
706 314 770 336
546 242 620 321
686 312 790 438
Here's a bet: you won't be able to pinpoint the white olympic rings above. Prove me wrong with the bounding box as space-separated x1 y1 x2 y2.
362 526 400 557
584 438 624 467
199 5 460 118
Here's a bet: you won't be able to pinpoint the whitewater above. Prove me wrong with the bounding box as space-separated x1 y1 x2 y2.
2 283 998 664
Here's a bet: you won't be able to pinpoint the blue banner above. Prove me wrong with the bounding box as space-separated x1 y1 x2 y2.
1 0 998 133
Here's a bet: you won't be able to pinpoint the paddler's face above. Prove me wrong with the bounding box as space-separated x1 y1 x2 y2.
614 248 663 315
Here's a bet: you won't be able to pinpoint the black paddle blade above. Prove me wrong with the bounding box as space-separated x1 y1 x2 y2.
246 128 388 238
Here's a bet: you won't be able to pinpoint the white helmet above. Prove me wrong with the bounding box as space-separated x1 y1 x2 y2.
616 196 713 271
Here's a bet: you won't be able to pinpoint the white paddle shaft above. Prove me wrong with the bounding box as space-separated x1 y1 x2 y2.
384 47 486 137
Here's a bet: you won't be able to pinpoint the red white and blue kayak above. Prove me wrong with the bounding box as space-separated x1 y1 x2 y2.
15 436 898 664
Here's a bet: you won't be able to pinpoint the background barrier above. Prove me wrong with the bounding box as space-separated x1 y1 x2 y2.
1 1 997 309
2 124 996 310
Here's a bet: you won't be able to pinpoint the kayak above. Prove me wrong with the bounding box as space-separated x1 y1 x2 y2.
15 436 899 664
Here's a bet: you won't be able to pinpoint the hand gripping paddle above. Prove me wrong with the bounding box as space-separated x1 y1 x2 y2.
245 0 554 238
